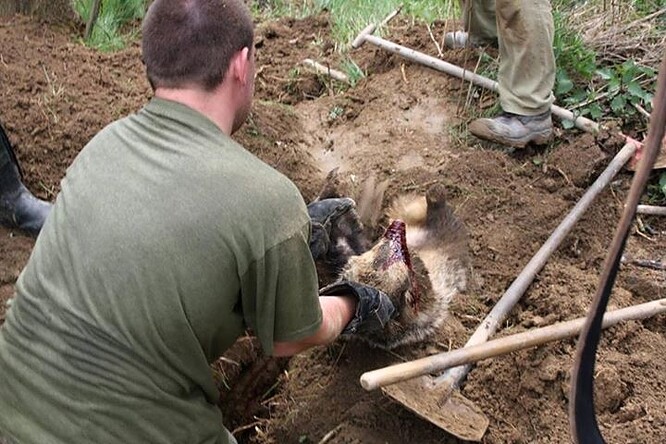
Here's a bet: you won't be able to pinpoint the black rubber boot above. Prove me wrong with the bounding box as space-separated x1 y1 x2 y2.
0 122 52 236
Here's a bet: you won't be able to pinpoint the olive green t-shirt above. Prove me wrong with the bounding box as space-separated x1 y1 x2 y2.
0 98 322 444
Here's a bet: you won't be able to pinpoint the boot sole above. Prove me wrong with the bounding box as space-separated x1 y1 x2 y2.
470 126 552 149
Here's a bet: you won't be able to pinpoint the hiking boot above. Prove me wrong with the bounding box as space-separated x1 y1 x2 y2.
0 123 52 235
444 31 497 49
468 111 553 148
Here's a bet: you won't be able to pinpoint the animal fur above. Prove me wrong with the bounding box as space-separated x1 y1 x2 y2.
339 184 469 349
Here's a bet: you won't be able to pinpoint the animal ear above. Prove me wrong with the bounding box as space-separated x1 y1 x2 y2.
425 184 448 208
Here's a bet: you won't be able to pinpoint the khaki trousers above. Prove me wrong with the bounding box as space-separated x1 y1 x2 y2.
462 0 555 116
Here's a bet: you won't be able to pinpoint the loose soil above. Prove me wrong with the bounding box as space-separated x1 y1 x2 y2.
1 12 665 444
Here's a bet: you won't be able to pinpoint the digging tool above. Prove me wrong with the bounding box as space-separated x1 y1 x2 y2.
352 5 403 48
357 140 638 442
361 298 666 390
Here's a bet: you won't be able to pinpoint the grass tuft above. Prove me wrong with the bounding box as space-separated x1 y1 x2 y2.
73 0 147 51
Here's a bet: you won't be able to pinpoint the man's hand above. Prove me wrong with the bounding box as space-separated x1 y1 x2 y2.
307 197 355 260
319 280 396 334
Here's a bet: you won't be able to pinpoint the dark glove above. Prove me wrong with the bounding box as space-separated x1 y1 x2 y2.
319 280 396 334
307 197 355 260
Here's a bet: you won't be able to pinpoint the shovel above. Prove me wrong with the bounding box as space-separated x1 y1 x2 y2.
362 141 639 441
362 297 666 440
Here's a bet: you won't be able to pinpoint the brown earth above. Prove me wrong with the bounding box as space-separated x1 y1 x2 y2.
1 12 665 444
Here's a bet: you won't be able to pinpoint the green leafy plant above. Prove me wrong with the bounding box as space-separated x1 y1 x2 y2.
551 2 658 130
556 60 655 130
598 61 655 118
327 105 344 121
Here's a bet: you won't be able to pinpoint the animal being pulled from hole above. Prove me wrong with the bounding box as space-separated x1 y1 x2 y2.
321 184 469 350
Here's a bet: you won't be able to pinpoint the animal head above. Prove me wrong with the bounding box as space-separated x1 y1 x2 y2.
337 184 469 349
341 220 434 329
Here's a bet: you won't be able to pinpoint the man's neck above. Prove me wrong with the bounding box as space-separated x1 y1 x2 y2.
154 87 235 136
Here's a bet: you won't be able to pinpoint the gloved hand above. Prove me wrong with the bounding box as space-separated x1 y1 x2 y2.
307 197 355 261
319 280 396 334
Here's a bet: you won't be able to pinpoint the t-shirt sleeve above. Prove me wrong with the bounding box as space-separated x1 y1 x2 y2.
240 221 322 355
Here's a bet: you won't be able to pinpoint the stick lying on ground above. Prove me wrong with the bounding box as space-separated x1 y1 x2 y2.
430 141 637 391
636 204 666 216
621 255 666 271
360 298 666 390
302 59 350 84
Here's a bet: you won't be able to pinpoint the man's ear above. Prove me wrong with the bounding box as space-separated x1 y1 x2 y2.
231 47 251 86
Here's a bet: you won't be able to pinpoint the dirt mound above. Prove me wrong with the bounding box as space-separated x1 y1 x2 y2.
1 12 665 444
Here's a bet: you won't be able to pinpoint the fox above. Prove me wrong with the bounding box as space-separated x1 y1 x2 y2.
333 184 469 350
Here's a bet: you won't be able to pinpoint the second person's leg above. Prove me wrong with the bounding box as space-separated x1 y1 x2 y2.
469 0 555 148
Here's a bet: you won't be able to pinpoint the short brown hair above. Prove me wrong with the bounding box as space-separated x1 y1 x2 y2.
142 0 254 91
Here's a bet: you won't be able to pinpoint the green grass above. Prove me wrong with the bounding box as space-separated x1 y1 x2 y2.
316 0 459 46
73 0 147 51
250 0 320 19
254 0 460 47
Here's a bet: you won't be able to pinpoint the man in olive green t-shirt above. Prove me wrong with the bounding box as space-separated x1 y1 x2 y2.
0 1 395 443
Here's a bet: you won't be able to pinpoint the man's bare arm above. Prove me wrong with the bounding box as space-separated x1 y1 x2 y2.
272 296 355 357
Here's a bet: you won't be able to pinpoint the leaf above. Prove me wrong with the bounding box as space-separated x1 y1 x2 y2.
621 71 635 85
608 77 621 94
562 119 575 130
570 89 587 103
555 69 574 95
596 68 613 80
660 173 666 196
610 95 627 114
588 103 603 120
644 92 654 108
627 81 645 99
556 77 574 95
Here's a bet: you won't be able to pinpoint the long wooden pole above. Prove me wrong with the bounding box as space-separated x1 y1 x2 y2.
361 298 666 390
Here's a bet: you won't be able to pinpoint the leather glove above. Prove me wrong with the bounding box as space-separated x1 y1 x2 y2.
307 197 355 261
319 280 396 334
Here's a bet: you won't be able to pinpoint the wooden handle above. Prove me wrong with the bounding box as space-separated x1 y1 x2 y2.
351 6 403 49
360 298 666 391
